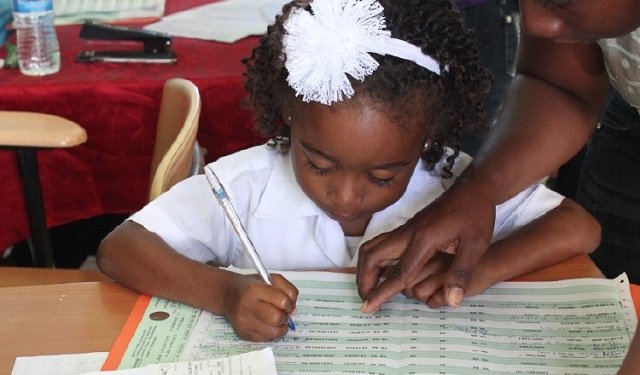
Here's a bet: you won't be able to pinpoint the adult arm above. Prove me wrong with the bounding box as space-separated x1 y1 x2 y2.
405 198 601 307
358 34 609 313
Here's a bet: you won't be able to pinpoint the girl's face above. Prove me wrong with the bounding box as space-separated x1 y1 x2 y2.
520 0 640 44
288 97 427 236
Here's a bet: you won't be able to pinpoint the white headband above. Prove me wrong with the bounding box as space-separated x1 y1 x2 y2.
283 0 444 106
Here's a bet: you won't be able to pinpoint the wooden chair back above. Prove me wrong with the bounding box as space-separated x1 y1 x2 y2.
148 78 202 201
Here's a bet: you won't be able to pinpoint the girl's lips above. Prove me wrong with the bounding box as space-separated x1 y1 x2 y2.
325 209 360 222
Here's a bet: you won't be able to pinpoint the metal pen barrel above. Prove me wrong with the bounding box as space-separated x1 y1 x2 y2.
219 199 273 285
204 166 295 331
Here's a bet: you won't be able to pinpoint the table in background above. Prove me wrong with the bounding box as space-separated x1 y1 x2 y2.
0 0 262 253
0 255 606 375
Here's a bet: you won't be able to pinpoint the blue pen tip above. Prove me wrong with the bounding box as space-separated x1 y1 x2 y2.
288 319 296 331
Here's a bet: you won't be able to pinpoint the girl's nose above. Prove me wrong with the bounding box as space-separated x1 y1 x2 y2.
329 177 363 209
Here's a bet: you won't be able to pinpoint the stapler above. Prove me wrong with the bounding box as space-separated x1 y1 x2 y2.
76 22 177 64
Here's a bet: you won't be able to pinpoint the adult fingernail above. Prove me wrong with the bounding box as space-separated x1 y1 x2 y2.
447 287 463 307
360 301 374 314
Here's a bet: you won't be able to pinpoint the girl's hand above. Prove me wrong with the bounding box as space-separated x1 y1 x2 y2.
221 273 298 341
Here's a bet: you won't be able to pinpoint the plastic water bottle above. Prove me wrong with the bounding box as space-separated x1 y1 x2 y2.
12 0 60 76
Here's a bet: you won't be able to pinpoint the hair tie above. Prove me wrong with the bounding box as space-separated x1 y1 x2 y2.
283 0 445 106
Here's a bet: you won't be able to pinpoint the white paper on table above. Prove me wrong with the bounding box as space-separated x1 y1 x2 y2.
72 369 144 375
53 0 166 25
10 352 108 375
143 0 289 43
12 348 277 375
146 348 278 375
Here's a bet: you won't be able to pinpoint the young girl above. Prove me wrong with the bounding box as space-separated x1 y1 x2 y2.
97 0 600 342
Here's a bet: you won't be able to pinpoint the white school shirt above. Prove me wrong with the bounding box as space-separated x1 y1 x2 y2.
130 145 563 270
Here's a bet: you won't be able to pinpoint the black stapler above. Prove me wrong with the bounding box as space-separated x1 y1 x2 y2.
76 21 177 64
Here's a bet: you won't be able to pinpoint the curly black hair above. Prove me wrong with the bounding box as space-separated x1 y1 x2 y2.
243 0 491 177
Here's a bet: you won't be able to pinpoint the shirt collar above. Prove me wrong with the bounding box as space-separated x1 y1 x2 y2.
254 152 321 219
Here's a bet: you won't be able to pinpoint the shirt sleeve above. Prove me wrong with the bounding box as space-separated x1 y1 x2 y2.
128 174 237 265
492 184 565 242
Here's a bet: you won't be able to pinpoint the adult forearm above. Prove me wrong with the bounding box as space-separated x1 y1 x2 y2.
470 199 600 294
470 75 602 205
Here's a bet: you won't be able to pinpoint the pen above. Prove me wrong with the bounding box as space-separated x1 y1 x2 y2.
204 165 296 331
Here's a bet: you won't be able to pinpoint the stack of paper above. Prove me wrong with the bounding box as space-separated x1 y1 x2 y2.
143 0 289 43
53 0 166 25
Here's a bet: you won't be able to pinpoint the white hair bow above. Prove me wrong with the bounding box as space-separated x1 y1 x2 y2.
283 0 443 105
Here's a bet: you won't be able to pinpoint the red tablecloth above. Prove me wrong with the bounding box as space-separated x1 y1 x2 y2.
0 1 262 252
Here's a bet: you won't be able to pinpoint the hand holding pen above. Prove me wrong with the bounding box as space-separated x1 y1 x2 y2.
204 166 297 340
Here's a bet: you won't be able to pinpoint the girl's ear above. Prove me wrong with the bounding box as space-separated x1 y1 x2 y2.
422 138 431 153
422 138 433 153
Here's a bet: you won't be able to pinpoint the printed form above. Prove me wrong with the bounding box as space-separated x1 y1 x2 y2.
114 271 637 375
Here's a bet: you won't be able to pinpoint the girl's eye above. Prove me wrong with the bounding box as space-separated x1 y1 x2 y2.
367 173 395 187
304 155 396 187
305 158 335 175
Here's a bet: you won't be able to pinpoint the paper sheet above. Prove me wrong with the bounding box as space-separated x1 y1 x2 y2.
12 349 276 375
10 352 108 375
146 348 277 375
115 271 637 374
143 0 288 43
53 0 165 25
116 297 202 368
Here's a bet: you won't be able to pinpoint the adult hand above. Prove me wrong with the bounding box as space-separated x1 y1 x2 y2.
400 251 453 308
222 273 298 341
357 179 496 313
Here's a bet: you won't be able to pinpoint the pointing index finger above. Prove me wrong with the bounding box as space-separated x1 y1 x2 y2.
360 266 408 314
359 238 442 314
356 232 397 300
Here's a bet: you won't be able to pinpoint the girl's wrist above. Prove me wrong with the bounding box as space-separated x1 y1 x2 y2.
202 267 238 316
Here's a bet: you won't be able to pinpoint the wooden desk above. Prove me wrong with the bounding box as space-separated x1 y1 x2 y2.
0 255 602 375
0 266 110 287
0 281 138 374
